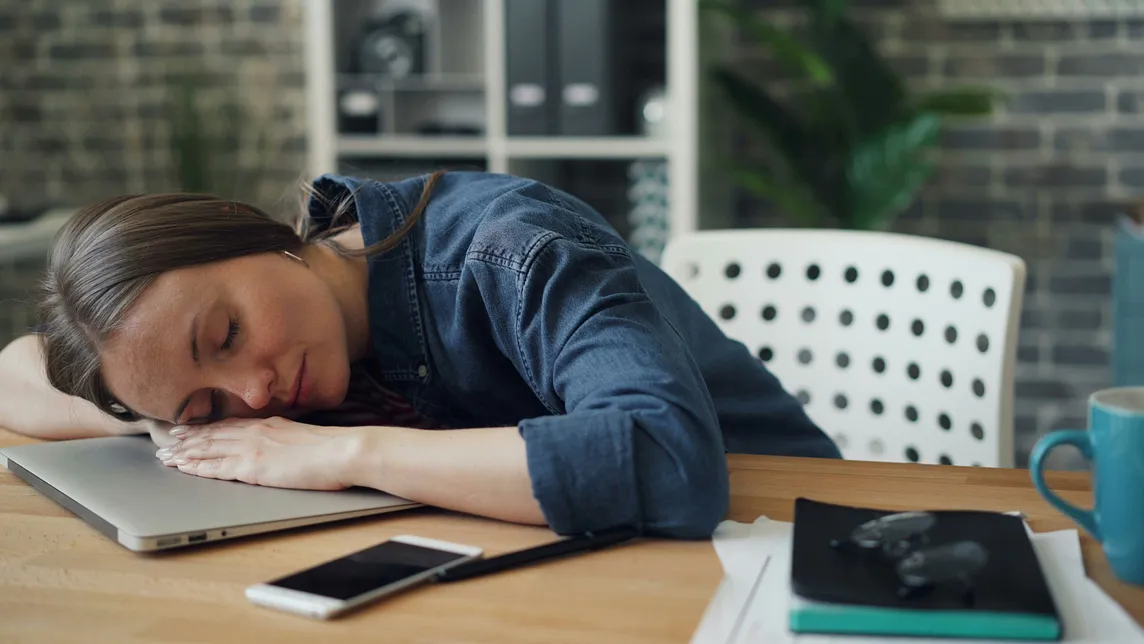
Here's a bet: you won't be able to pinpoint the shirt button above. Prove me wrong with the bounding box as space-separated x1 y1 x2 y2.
417 364 428 378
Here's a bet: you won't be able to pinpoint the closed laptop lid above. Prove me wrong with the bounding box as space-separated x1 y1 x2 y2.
0 435 418 540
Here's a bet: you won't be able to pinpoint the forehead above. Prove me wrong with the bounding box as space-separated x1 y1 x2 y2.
100 267 215 420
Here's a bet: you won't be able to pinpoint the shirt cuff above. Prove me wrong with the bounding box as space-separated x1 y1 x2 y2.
518 409 640 535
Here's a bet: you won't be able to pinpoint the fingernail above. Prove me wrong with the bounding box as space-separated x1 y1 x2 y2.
169 426 188 437
174 457 189 466
156 448 173 460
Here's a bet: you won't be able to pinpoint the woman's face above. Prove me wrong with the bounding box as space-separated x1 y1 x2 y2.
99 251 352 425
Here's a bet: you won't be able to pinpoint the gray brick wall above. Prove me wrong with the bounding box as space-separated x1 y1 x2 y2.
0 0 1128 470
730 0 1143 468
0 0 307 346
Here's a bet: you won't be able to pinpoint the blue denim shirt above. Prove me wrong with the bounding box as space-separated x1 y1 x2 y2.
308 171 840 539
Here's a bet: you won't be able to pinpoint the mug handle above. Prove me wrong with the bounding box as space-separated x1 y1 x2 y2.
1029 430 1100 540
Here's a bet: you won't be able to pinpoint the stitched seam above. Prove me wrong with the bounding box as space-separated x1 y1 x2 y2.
379 178 430 373
513 232 564 415
467 248 527 272
422 270 461 281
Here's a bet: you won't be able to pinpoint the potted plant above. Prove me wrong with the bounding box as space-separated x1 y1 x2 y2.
165 71 280 210
701 0 1002 231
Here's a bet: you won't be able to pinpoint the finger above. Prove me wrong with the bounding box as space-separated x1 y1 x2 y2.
150 429 181 449
167 436 243 462
176 456 241 481
171 422 257 443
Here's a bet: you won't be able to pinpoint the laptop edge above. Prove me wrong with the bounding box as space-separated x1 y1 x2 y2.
1 449 419 552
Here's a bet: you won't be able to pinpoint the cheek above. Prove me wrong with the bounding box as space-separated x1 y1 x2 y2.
242 288 307 353
250 316 293 357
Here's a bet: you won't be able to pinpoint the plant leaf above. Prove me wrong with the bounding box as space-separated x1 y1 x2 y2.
804 16 907 136
913 86 1004 116
846 112 942 229
796 0 850 27
730 164 831 227
700 0 833 85
167 74 211 194
710 66 810 173
711 67 855 219
854 161 933 231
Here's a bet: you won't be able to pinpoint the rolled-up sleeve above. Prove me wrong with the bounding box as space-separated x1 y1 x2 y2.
506 232 730 539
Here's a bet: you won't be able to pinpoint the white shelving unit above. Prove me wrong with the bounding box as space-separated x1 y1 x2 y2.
303 0 701 241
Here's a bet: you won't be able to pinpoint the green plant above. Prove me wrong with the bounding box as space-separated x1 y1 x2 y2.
166 72 277 207
701 0 1002 230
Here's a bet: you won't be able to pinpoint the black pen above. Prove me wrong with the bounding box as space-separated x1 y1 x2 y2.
434 526 641 583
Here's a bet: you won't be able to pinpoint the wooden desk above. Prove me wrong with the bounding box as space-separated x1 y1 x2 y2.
1 429 1141 642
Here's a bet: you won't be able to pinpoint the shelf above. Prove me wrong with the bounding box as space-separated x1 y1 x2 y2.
337 74 486 92
337 136 487 158
505 137 670 159
335 136 669 161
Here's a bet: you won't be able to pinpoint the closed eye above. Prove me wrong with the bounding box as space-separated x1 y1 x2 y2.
221 317 240 351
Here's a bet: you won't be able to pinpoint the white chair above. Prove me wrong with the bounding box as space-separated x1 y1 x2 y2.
661 229 1027 468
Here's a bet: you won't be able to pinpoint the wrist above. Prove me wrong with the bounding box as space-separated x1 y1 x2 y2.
336 426 403 489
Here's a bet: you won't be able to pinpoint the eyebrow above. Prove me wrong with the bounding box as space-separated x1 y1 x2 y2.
171 312 202 424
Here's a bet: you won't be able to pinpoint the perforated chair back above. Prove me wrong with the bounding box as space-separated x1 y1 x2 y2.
661 229 1026 468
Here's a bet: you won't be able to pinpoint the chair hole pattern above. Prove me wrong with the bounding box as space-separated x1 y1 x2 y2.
665 232 1019 468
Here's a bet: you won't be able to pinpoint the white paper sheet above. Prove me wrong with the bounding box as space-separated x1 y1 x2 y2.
693 517 1144 644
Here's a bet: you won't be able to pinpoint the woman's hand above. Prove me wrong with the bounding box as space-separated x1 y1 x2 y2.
156 417 361 491
145 420 178 448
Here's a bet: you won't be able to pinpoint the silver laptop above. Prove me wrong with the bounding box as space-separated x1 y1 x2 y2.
0 435 420 552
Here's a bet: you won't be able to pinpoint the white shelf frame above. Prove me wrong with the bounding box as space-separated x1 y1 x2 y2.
338 135 487 158
305 0 701 237
505 137 670 159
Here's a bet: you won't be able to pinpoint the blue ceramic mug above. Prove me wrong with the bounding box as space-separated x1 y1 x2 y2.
1030 387 1144 587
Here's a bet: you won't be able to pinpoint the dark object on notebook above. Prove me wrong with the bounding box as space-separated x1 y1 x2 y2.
830 509 936 558
829 509 989 604
790 497 1062 640
894 539 989 604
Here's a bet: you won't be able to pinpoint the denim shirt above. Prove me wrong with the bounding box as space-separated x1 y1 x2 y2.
307 171 841 539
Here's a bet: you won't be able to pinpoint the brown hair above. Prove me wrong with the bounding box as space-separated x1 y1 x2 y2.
38 170 445 421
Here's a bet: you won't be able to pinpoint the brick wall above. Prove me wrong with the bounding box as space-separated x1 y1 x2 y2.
0 0 1129 469
0 0 307 344
732 0 1144 468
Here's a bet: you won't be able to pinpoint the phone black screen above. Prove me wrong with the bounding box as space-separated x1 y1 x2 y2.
268 540 468 600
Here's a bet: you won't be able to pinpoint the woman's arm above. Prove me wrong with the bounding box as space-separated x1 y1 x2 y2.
158 418 543 523
463 211 730 539
0 334 152 440
346 425 544 526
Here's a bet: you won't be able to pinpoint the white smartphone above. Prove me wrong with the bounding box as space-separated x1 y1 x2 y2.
245 535 483 619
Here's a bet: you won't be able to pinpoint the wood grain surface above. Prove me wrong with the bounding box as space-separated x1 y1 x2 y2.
0 429 1139 643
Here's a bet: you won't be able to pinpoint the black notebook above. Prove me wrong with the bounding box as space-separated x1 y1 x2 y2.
789 498 1062 640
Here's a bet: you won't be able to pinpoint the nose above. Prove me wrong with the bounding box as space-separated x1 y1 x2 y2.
228 367 275 411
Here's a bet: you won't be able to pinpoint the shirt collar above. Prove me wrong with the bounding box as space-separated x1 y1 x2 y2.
309 174 430 382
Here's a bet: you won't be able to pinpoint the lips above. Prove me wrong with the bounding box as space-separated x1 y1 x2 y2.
290 355 306 408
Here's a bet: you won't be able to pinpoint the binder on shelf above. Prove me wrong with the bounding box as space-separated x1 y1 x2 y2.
505 0 555 136
556 0 616 136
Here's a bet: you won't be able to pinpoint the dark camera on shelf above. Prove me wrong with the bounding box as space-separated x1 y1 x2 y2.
355 10 429 79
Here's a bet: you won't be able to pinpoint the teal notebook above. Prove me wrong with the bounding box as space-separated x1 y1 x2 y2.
788 498 1062 641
